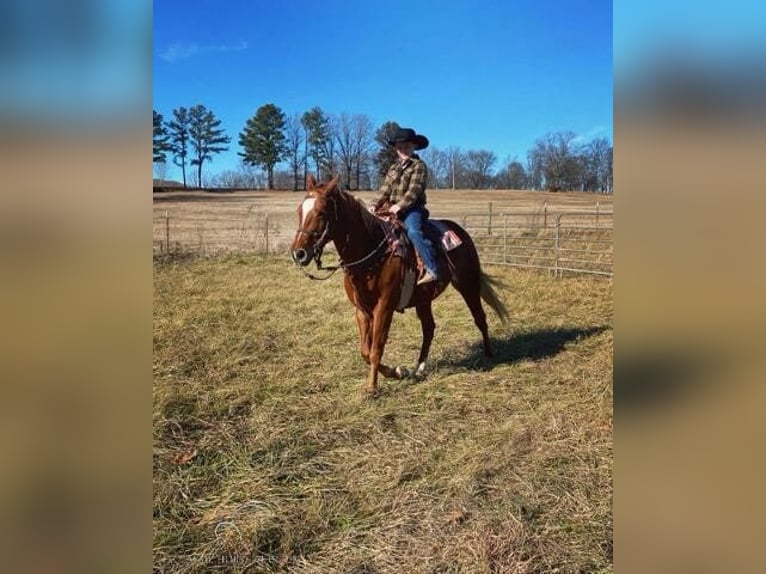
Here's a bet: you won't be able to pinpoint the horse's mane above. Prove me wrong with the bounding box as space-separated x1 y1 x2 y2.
336 189 383 238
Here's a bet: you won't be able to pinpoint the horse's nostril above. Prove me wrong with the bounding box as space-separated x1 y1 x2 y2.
293 249 308 264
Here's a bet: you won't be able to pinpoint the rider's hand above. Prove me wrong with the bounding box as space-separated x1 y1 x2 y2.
389 204 401 216
368 204 377 214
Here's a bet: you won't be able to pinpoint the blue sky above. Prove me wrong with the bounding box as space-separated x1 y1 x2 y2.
153 0 612 180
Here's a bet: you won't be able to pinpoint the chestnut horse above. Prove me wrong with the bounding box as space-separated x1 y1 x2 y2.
290 175 507 396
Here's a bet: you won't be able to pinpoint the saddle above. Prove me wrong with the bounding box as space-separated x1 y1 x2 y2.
373 208 462 311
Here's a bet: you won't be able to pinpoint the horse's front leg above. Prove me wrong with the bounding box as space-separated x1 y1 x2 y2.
366 304 399 396
355 308 371 365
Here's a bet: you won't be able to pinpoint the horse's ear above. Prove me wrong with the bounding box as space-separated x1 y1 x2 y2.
306 174 316 190
326 175 340 193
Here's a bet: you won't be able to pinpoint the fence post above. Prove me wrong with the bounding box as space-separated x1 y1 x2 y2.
503 213 508 264
596 201 600 227
488 202 493 236
164 210 170 253
543 201 548 228
554 214 560 278
265 214 270 254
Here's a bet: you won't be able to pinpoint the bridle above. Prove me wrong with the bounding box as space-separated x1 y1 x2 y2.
293 194 389 280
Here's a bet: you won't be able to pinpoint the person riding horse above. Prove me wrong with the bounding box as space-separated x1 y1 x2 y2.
372 127 439 286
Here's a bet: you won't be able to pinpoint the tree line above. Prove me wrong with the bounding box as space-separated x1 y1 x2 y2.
154 104 613 193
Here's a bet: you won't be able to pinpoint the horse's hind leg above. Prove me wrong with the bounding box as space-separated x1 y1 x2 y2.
454 278 493 358
414 302 436 377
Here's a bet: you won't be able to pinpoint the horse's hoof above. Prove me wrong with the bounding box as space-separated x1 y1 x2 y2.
365 387 380 399
414 362 427 379
395 366 410 379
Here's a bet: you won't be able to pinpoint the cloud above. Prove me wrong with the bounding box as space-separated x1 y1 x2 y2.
572 125 611 145
159 41 248 63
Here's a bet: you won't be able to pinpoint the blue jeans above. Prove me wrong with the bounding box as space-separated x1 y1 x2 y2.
402 208 438 277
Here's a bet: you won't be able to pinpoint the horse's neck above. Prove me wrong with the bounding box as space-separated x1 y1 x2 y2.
333 194 385 261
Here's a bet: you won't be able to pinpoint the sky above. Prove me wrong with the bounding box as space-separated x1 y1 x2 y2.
153 0 613 181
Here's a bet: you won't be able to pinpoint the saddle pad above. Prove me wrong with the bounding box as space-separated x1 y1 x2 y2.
427 219 463 251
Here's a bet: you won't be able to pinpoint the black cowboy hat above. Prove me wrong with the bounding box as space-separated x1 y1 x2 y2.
387 127 429 150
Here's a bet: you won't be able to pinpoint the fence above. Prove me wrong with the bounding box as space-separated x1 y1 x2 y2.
154 201 613 278
459 202 613 277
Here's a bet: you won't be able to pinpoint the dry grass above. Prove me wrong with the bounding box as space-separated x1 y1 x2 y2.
153 189 612 254
153 254 612 573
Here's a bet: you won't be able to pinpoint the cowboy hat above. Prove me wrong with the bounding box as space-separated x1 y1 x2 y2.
387 127 429 150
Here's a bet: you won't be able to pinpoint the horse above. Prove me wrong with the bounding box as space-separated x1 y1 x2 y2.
290 174 508 396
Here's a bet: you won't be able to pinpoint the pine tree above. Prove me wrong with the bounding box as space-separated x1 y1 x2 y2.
153 110 170 164
188 104 231 188
373 121 400 180
167 107 191 188
238 104 288 190
300 107 330 180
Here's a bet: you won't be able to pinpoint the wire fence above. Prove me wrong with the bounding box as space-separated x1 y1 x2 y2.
154 201 613 278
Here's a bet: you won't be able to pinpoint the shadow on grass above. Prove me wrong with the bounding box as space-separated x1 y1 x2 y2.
441 325 611 371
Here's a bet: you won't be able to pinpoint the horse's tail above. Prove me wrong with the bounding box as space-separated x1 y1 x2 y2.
480 272 509 324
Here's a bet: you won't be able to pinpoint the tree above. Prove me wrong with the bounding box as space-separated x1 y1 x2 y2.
351 114 375 190
528 131 581 191
336 113 355 190
495 158 527 189
465 149 497 189
336 113 373 190
584 137 613 193
444 146 466 189
285 113 305 191
188 104 231 188
153 110 170 164
239 103 288 190
373 121 400 181
167 107 191 188
420 147 447 188
321 115 338 180
301 107 331 181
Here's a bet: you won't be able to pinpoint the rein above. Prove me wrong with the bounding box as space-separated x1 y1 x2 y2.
299 233 389 280
297 195 391 280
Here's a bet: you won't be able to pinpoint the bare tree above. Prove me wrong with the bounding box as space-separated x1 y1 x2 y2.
495 157 527 190
320 115 338 180
336 113 355 190
153 161 169 182
351 114 375 190
465 149 497 189
528 131 580 191
285 113 305 190
420 147 447 188
444 146 466 189
586 137 613 193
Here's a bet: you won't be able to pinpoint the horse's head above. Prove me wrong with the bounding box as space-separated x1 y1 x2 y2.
290 174 341 266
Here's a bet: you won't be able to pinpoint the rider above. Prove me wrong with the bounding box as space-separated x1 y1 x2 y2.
372 127 439 285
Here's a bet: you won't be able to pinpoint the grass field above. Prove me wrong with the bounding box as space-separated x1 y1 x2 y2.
153 189 612 255
153 253 613 573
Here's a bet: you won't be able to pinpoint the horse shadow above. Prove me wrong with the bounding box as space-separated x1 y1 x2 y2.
439 325 611 371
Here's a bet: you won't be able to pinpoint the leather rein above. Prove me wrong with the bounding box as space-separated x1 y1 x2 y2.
296 198 390 281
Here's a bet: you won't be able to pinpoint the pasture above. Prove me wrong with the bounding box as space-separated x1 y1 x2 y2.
153 188 613 256
153 247 613 572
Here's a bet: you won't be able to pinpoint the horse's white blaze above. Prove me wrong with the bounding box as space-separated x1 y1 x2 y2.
300 197 316 225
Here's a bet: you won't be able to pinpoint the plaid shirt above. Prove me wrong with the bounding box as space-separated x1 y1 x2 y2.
375 153 428 213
